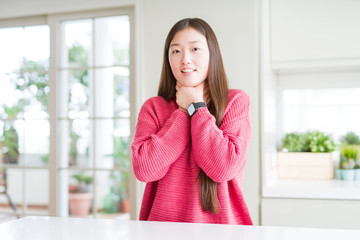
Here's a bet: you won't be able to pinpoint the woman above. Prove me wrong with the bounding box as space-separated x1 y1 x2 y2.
131 18 252 225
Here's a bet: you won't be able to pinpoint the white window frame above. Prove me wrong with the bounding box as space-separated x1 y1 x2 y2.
0 16 50 217
48 7 135 217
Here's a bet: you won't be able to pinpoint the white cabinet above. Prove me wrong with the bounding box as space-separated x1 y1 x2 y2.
271 0 360 62
262 198 360 230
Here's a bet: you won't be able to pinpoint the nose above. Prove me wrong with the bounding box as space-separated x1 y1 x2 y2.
181 51 191 65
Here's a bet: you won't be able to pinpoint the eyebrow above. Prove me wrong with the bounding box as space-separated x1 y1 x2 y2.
170 40 204 48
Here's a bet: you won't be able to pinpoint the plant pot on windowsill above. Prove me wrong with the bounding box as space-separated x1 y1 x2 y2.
337 145 360 181
121 198 130 213
278 152 335 180
278 131 336 180
68 172 93 217
69 192 93 216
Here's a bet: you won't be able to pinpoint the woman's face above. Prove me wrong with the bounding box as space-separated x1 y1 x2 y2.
169 27 210 87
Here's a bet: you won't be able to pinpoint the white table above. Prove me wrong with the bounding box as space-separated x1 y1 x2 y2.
1 216 360 240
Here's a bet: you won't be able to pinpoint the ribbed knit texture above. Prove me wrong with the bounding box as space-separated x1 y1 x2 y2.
131 89 252 225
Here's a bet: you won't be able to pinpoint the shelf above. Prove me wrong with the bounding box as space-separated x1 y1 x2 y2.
270 58 360 74
263 179 360 200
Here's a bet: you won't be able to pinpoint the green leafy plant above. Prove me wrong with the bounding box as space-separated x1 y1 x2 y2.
108 136 130 199
339 145 359 169
340 131 360 145
0 105 22 164
281 131 335 153
305 131 336 153
111 137 129 169
1 126 19 163
71 172 93 193
281 132 307 152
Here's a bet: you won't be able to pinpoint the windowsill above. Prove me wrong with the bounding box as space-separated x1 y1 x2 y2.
262 179 360 200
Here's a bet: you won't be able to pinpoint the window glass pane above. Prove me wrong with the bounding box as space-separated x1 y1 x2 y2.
68 69 91 118
62 20 92 68
94 67 129 118
1 169 24 214
68 170 94 217
282 88 360 143
0 28 25 73
95 170 129 218
23 120 49 167
23 26 50 62
69 119 91 168
95 119 130 169
95 16 129 66
58 119 91 168
58 69 92 118
25 169 49 215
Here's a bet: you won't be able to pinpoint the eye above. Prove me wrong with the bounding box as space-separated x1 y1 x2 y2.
171 49 180 54
193 47 200 52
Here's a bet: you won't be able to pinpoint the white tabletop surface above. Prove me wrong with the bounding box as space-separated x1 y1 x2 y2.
1 216 360 240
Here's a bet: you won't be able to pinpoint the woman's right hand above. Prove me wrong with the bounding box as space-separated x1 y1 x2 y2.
176 81 208 111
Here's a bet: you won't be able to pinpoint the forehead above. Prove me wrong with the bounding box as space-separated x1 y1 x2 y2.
170 27 207 46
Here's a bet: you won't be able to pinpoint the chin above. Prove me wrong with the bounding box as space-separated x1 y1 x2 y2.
178 80 205 87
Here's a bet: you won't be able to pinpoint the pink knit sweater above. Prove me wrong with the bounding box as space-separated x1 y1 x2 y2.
131 89 252 225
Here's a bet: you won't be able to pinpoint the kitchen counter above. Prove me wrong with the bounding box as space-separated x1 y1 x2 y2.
1 216 360 240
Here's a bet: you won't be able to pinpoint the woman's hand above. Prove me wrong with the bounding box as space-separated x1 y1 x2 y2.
176 81 209 111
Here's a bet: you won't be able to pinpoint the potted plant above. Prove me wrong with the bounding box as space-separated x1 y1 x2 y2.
340 131 360 145
338 145 359 181
355 163 360 181
119 171 129 213
0 105 22 164
68 172 93 216
103 171 129 214
108 136 130 213
1 126 19 164
337 132 360 180
278 131 336 180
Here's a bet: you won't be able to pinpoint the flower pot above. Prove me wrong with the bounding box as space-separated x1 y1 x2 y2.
354 169 360 181
342 169 355 181
121 199 130 213
335 169 343 180
69 192 93 216
277 152 334 180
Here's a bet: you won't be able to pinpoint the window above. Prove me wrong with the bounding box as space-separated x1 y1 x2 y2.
56 14 132 218
0 8 133 220
281 87 360 143
0 24 50 216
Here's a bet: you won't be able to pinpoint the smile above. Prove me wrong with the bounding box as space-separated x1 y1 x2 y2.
181 68 196 73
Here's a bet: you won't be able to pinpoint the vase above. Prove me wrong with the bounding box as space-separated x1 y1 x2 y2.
335 169 343 180
68 192 93 216
354 169 360 181
342 169 355 181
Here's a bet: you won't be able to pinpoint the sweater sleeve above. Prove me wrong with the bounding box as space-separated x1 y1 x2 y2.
191 90 251 182
131 98 190 182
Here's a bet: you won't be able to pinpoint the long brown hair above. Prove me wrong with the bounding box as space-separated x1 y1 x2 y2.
158 18 228 214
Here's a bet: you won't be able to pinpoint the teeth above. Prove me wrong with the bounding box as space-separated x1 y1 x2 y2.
182 69 195 73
